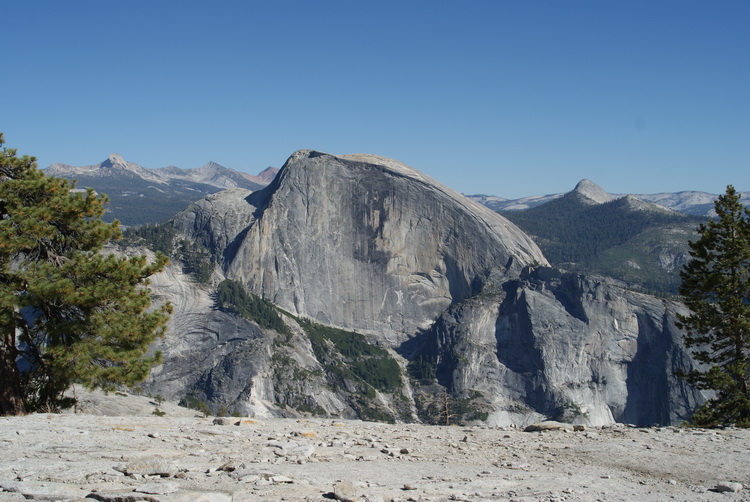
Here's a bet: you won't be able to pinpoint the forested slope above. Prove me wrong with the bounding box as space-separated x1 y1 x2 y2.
501 191 704 293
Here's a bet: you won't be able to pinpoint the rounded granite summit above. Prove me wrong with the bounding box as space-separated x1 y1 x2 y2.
573 178 616 204
224 149 548 343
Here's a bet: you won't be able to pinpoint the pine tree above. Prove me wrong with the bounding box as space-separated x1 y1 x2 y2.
0 134 171 415
678 185 750 427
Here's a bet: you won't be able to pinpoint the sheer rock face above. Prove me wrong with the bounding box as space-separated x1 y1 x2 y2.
171 188 257 260
156 150 705 426
416 268 703 426
175 150 547 345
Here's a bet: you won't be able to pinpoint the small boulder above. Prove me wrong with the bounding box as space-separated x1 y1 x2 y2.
212 417 240 426
332 481 357 502
271 475 294 484
523 421 574 432
118 458 179 478
715 481 743 493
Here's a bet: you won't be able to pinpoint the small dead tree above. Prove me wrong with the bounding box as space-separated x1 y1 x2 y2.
433 389 459 426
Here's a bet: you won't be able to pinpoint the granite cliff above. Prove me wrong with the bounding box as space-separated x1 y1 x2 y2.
142 150 705 426
172 150 546 345
406 267 702 426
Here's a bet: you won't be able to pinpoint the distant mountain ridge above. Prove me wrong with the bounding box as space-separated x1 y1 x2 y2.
486 180 705 293
47 155 278 190
47 153 166 184
469 180 750 216
44 155 279 226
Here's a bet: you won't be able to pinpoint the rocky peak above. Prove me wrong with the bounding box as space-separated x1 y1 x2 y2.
102 153 127 167
45 153 165 184
98 153 138 171
255 167 279 183
618 194 680 215
178 149 548 344
98 154 165 183
191 161 227 178
573 179 616 204
99 153 146 174
200 161 224 171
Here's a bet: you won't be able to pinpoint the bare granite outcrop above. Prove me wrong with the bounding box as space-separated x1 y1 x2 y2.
143 150 706 427
0 394 747 502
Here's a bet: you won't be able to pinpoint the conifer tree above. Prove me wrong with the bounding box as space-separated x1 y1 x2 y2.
678 185 750 427
0 134 171 415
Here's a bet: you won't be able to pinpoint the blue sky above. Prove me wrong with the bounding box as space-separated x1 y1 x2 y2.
2 1 748 199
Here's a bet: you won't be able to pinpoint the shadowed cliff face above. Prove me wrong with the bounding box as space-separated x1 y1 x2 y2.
409 268 704 426
178 150 547 345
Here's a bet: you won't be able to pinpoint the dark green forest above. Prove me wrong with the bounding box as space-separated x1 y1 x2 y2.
296 317 402 394
121 223 213 283
501 192 705 293
216 279 292 336
58 176 222 226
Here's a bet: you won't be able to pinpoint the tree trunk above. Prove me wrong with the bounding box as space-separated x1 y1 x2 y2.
1 329 25 415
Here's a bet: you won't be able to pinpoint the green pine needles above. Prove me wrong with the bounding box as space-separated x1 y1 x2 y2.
678 185 750 427
0 134 171 415
217 279 291 336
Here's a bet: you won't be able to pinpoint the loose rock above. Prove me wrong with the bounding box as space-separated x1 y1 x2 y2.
524 421 575 432
715 481 743 493
333 480 357 501
2 411 749 502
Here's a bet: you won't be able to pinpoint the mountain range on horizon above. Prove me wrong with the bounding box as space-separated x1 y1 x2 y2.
46 153 278 190
468 179 750 217
45 154 279 226
41 151 749 294
45 153 748 222
494 179 708 294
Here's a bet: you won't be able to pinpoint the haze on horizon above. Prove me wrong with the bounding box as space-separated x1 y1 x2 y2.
2 1 748 200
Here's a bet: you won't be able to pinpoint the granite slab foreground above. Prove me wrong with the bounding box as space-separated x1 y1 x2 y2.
1 413 748 502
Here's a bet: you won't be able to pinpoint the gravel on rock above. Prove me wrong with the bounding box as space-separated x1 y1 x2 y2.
1 410 749 502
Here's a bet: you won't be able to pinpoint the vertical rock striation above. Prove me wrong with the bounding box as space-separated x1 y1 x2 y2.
155 150 705 426
176 150 547 345
409 267 703 426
